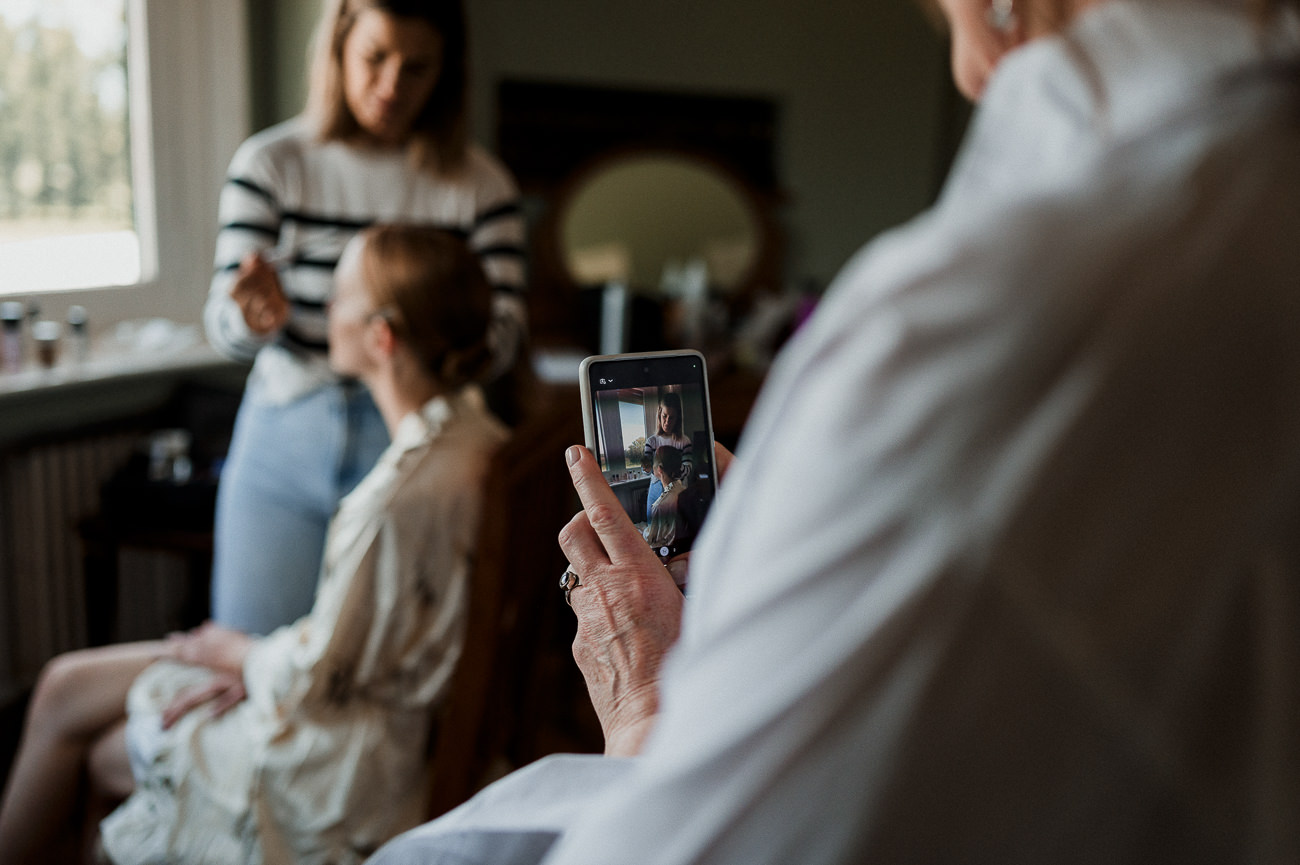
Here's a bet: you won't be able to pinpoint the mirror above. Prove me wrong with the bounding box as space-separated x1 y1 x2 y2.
559 151 762 297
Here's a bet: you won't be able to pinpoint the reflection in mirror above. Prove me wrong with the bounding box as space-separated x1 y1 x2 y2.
560 152 760 297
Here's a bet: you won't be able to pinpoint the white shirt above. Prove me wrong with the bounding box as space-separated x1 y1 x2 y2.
541 2 1300 864
101 388 509 865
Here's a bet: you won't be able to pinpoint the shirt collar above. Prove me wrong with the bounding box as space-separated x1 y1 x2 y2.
992 0 1300 142
389 385 485 454
1062 0 1299 137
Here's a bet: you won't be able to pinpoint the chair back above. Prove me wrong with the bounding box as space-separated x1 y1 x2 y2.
425 388 585 817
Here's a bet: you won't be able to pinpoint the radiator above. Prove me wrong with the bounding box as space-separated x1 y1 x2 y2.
0 432 137 701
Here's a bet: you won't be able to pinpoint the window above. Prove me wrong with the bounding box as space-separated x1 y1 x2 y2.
619 398 647 470
593 389 651 474
0 0 137 293
0 0 247 326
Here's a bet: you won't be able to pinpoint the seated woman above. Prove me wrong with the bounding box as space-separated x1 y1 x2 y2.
643 446 685 551
0 225 510 865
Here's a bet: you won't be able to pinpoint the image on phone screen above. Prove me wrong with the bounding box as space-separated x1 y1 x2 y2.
580 352 718 567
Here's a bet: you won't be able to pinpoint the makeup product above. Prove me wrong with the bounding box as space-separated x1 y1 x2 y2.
1 301 25 372
32 320 62 368
67 305 89 364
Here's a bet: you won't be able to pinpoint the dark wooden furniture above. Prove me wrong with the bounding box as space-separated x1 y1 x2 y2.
425 387 600 817
497 80 786 352
78 382 239 645
79 482 216 646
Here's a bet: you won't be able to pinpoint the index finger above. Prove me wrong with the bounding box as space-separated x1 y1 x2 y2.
565 445 653 564
208 680 247 718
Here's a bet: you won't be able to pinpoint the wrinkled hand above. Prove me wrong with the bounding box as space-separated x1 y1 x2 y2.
161 671 247 730
559 445 686 757
231 252 290 335
165 621 253 676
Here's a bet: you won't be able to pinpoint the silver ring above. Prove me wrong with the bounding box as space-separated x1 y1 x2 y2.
560 567 581 607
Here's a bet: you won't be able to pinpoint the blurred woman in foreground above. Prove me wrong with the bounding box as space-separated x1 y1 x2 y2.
378 1 1300 862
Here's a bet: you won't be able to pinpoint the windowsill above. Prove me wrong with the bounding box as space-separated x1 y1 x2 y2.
0 342 228 397
0 342 248 448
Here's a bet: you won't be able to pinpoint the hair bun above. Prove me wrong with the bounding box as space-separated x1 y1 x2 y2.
438 339 493 389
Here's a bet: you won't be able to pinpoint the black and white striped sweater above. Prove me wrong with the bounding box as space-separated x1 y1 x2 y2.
204 118 527 404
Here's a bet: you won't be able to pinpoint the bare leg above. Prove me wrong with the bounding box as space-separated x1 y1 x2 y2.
83 720 132 865
87 719 135 803
0 641 165 865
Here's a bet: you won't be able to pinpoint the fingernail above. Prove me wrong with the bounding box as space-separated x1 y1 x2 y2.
566 446 581 466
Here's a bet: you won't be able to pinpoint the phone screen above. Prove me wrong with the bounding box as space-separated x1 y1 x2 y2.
580 351 718 567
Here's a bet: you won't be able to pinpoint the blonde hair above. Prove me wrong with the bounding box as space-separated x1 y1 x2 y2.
304 0 470 173
354 225 493 388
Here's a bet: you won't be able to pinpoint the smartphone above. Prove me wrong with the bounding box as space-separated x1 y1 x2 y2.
579 350 719 570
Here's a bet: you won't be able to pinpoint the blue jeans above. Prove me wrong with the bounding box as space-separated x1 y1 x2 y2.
210 381 389 635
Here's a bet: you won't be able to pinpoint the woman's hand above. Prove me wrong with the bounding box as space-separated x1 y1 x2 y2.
559 445 686 758
160 672 247 730
158 622 253 728
231 252 290 335
166 621 253 676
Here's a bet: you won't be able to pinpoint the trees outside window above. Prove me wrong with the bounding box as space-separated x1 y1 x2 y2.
0 0 138 294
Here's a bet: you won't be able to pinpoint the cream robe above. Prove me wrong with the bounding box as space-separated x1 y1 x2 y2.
101 387 509 865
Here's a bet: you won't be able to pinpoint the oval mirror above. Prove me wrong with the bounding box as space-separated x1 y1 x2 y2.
559 152 761 297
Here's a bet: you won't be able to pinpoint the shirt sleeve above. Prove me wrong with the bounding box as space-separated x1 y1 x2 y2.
466 152 529 377
542 142 1300 863
202 137 285 362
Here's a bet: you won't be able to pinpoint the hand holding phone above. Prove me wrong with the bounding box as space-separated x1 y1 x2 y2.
558 443 686 755
579 351 719 581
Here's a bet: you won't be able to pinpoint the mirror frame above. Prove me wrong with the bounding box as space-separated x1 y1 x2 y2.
530 144 783 349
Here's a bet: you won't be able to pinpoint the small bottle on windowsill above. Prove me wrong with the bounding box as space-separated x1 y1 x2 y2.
67 305 89 365
1 301 25 373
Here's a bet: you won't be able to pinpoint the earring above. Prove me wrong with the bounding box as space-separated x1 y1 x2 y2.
986 0 1017 33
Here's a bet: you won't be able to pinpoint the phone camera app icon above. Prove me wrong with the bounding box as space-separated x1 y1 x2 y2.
659 546 670 557
599 378 608 385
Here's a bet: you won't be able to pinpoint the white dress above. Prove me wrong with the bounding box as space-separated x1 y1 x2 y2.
376 2 1300 863
100 388 509 865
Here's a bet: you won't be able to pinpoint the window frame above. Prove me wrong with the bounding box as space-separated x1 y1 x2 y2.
22 0 250 333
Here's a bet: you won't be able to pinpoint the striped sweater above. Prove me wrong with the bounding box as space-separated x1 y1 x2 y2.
204 118 527 404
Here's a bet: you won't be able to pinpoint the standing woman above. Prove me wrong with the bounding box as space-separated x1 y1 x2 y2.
204 0 526 635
